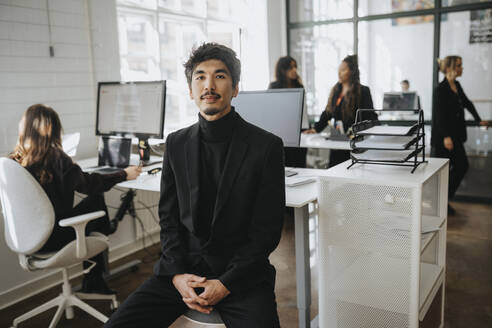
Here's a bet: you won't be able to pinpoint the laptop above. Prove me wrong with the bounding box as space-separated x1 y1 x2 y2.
94 136 131 174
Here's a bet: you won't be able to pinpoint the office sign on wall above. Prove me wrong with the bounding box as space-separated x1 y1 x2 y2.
470 9 492 43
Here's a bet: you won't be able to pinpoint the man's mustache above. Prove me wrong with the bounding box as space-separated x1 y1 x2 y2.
200 91 221 99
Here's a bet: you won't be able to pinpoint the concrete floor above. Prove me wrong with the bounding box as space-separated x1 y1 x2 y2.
1 200 491 327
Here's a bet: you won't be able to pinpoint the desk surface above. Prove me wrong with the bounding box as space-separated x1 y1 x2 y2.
117 167 323 208
300 133 351 150
79 156 324 208
321 158 449 187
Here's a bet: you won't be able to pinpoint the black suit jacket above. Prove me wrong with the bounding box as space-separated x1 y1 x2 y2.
154 113 285 293
431 78 481 146
314 84 376 133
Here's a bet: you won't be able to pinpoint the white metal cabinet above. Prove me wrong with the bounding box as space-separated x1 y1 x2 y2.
317 158 449 328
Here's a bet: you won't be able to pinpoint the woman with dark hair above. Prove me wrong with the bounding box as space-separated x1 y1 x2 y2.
269 55 304 89
268 56 308 167
305 54 377 167
10 104 142 294
432 56 489 215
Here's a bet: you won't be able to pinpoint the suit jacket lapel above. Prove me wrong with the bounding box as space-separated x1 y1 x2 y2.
184 124 200 233
211 120 248 227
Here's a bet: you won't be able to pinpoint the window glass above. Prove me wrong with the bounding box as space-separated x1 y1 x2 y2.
158 0 206 17
117 0 269 137
158 19 205 81
207 21 239 49
440 10 491 120
290 23 354 116
358 16 434 119
118 0 157 10
443 0 492 7
207 0 232 19
289 0 353 22
118 13 160 80
359 0 434 17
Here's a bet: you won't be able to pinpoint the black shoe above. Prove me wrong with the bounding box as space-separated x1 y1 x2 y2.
81 274 116 295
448 204 456 216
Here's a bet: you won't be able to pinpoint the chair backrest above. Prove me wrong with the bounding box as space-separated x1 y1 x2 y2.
0 158 55 254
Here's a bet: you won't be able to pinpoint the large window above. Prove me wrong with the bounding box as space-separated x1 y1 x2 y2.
359 17 434 119
290 24 354 114
117 0 267 138
440 9 492 153
287 0 492 120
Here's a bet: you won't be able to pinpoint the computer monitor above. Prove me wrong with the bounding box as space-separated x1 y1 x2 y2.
231 88 304 147
96 81 166 139
383 91 418 110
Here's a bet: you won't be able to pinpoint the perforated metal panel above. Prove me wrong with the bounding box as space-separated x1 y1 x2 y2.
318 178 420 328
422 173 440 217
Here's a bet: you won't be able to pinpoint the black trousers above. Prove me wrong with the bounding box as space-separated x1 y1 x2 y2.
39 194 111 273
432 141 469 200
105 275 280 328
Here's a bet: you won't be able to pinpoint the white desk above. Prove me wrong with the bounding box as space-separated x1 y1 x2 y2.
300 133 351 150
79 156 322 328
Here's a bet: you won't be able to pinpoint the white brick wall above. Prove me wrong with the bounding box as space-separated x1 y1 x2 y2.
0 0 98 159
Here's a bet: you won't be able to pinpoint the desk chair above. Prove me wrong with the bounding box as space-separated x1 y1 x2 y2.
0 158 118 328
170 309 225 327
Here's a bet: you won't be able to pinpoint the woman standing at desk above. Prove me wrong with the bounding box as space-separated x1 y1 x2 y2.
305 55 377 167
9 104 142 294
269 55 308 167
431 56 488 215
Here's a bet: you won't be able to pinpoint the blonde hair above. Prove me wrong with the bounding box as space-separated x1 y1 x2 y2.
438 55 462 74
10 104 64 184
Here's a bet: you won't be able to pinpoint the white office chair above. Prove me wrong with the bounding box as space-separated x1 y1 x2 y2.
0 158 118 328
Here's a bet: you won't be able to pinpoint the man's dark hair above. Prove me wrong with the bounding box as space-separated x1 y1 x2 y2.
184 42 241 88
401 79 409 85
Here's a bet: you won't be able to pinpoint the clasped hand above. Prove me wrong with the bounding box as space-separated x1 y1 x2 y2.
172 274 230 314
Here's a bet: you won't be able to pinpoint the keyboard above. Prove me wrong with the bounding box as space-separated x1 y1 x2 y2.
285 169 298 177
92 167 123 174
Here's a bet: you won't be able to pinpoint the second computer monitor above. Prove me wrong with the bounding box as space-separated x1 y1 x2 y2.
231 88 304 147
383 91 418 110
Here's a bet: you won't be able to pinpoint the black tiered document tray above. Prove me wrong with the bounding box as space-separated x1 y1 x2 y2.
348 109 426 173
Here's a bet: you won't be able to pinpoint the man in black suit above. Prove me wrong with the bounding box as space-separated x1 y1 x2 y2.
105 43 285 327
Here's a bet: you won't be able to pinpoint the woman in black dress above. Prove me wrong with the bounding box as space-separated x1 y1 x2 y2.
268 55 308 168
431 56 488 215
305 55 377 167
10 104 142 293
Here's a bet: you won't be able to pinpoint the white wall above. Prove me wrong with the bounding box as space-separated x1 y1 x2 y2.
0 0 98 159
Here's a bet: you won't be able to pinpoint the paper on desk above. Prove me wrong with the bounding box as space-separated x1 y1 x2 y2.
351 149 414 162
285 176 316 187
360 125 415 136
355 135 415 149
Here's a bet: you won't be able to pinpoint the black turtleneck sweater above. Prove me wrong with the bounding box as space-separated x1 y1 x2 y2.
196 107 237 241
